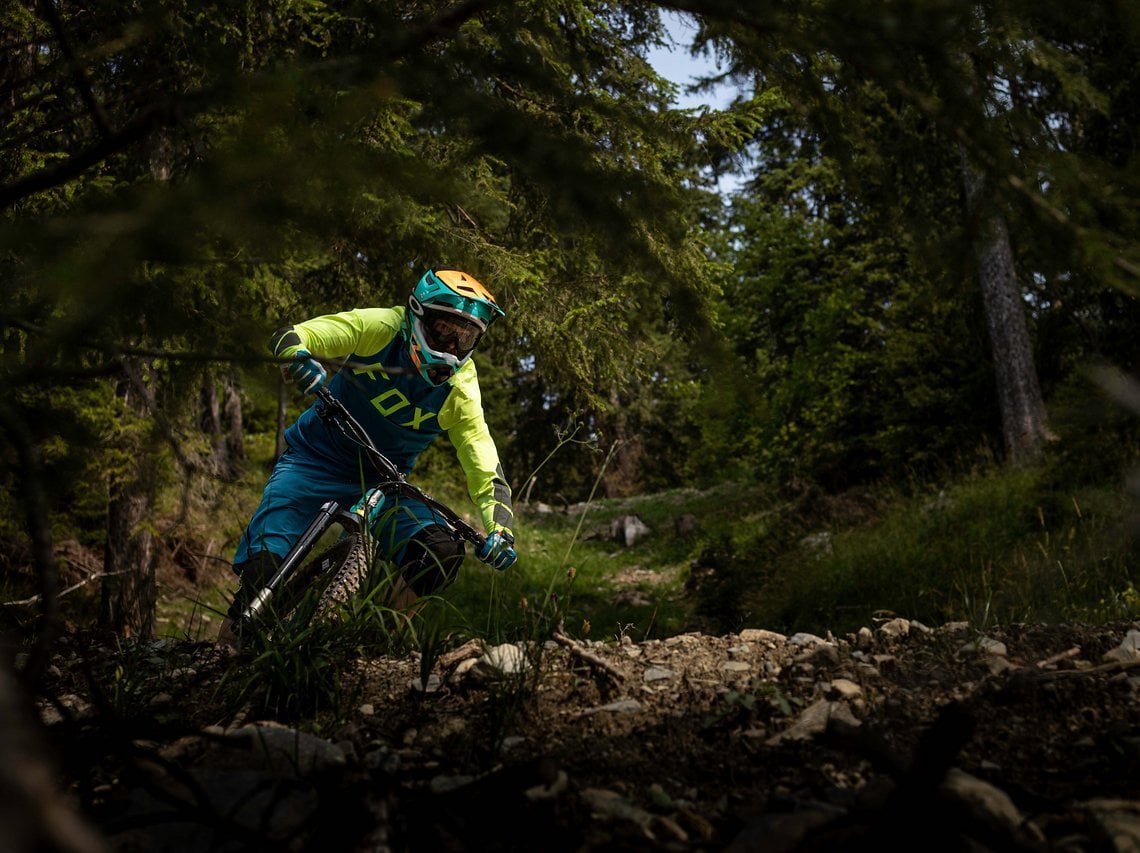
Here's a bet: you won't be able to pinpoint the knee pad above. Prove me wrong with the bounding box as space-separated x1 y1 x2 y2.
399 526 465 596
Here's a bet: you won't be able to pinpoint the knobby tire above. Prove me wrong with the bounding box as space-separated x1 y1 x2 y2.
313 533 371 619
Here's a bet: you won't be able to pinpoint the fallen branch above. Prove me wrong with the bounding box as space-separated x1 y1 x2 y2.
437 638 484 670
3 569 127 607
1034 646 1081 669
551 628 625 684
1021 657 1140 681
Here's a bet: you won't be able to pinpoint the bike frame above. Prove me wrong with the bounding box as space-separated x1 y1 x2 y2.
240 386 486 623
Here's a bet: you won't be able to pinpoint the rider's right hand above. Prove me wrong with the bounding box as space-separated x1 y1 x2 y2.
477 529 517 571
286 349 326 394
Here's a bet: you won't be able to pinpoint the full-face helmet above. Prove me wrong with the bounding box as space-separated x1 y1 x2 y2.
405 269 505 386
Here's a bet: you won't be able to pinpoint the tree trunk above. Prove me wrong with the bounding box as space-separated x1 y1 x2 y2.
199 372 222 436
0 403 59 687
275 374 288 461
99 360 158 638
599 388 644 498
198 371 244 479
222 370 245 478
960 151 1053 465
0 664 106 853
198 371 226 475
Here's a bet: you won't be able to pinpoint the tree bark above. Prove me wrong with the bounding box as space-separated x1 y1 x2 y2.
99 360 158 638
0 664 106 853
275 374 288 461
960 151 1053 465
599 387 644 498
198 370 244 479
222 370 245 478
199 372 222 437
0 402 59 687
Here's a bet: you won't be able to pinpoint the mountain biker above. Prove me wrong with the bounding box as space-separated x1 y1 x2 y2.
219 268 516 646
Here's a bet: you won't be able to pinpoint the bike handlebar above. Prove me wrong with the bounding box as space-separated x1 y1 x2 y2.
312 387 485 548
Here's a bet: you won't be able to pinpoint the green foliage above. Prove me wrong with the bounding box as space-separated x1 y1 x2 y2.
435 454 1139 643
4 0 1140 646
3 0 726 385
702 676 794 734
732 465 1140 636
442 479 777 643
677 0 1140 484
223 619 369 722
1 1 739 579
692 130 995 485
217 567 424 721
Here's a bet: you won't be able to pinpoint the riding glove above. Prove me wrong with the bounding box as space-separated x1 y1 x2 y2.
286 349 326 393
477 529 516 571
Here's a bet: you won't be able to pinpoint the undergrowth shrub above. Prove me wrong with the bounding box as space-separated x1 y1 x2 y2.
744 465 1139 635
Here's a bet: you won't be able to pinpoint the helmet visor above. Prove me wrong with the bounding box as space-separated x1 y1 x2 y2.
421 309 483 358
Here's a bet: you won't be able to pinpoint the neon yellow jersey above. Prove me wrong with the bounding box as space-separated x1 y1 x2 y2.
276 307 514 536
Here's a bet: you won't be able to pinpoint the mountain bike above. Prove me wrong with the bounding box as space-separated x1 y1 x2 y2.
230 386 486 636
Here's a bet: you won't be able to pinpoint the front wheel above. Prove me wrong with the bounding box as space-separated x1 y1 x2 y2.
313 533 372 618
313 533 427 622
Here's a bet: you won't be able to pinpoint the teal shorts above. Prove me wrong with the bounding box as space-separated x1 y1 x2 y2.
233 446 455 572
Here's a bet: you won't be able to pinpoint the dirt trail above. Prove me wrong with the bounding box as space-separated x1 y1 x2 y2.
26 619 1140 851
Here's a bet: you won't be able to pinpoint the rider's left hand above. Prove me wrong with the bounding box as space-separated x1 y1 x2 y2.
477 529 516 571
286 349 326 394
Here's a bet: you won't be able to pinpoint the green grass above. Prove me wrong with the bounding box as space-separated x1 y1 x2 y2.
740 467 1140 636
23 435 1140 741
150 428 1140 654
438 481 781 645
440 462 1140 642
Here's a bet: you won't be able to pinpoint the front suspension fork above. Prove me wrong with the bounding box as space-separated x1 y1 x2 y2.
242 500 360 621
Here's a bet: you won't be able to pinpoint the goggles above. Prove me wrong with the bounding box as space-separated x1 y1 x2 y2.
421 309 483 358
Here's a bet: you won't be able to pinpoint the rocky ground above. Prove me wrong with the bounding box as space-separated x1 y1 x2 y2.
19 617 1140 851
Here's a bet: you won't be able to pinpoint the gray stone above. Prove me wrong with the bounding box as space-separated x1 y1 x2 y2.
878 618 910 638
796 644 840 667
1079 798 1140 850
526 769 569 801
725 801 846 853
478 643 530 676
740 628 787 644
767 699 861 746
610 514 651 547
430 774 475 794
800 531 833 557
940 769 1033 838
224 724 347 775
961 637 1008 657
111 724 345 851
582 787 653 827
1104 630 1140 663
720 661 752 673
580 699 644 717
987 656 1017 676
643 666 677 682
789 632 830 647
828 679 862 700
409 673 442 693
